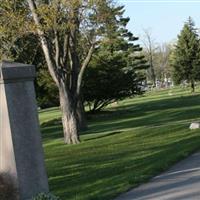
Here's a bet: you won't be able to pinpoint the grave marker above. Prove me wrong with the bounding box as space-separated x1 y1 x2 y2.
0 61 49 199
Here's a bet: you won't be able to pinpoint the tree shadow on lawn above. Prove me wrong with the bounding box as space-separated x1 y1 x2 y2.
84 131 122 141
46 133 200 200
41 94 200 141
85 95 200 130
86 107 200 135
134 93 198 111
41 124 63 142
94 94 200 120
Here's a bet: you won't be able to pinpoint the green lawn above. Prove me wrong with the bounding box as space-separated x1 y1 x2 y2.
39 86 200 200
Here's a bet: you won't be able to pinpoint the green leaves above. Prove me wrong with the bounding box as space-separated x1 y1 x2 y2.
0 0 33 59
82 18 148 112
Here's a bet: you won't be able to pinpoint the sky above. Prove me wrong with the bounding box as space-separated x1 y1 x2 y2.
118 0 200 45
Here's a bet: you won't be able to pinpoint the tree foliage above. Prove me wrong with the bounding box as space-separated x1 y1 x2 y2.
83 17 148 112
171 17 200 92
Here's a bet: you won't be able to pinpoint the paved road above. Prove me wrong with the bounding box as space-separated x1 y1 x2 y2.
115 152 200 200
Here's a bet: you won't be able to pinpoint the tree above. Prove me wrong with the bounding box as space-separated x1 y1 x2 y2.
83 17 148 112
0 1 31 60
142 30 157 86
171 17 200 92
154 43 172 83
0 29 58 108
83 51 147 112
0 0 128 144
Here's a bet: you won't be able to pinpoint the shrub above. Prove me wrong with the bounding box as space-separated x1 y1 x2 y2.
31 192 61 200
0 173 19 200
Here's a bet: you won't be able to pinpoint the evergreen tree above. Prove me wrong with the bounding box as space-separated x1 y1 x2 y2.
83 18 148 112
171 17 200 92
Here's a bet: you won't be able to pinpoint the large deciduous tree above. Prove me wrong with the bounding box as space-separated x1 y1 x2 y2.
153 43 172 83
142 30 157 87
0 0 125 144
171 17 200 92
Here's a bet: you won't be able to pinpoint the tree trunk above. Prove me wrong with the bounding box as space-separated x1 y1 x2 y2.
59 87 80 144
76 98 87 131
150 62 156 87
191 80 195 93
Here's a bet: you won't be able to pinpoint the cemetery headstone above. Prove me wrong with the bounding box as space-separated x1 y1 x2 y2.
0 61 49 199
189 122 200 130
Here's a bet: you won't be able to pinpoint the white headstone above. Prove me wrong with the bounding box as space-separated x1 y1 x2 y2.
189 122 200 130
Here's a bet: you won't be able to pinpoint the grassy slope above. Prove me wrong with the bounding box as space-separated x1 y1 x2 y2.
39 86 200 200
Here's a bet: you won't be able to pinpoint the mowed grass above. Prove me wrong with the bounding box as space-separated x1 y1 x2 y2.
39 86 200 200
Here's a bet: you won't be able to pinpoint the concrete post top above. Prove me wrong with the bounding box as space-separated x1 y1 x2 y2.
0 61 35 83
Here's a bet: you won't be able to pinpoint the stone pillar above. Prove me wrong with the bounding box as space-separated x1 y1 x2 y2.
0 61 49 199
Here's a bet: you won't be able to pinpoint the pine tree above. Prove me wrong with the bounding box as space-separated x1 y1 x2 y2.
83 17 148 112
171 17 200 92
